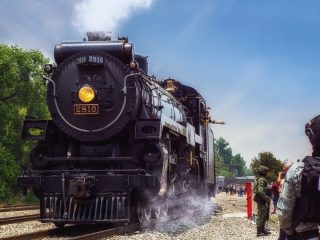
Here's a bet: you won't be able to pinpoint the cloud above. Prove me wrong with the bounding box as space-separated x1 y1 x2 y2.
0 0 76 58
73 0 153 34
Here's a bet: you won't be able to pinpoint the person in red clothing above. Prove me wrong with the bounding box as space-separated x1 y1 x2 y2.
271 181 280 214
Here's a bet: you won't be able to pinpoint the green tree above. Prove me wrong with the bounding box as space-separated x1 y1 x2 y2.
0 45 49 202
231 154 246 176
215 137 233 166
250 151 284 182
244 166 254 176
215 137 246 177
215 153 232 177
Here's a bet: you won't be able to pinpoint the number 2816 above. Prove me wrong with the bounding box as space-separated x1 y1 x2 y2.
88 56 103 64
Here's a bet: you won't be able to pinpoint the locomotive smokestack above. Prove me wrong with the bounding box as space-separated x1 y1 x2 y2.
86 31 112 41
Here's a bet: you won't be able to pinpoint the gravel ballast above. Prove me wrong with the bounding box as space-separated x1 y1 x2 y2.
107 193 280 240
0 209 39 218
0 220 55 238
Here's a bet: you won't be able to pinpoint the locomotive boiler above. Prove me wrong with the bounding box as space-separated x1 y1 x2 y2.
18 32 216 227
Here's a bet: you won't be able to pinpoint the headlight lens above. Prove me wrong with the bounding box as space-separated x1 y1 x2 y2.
78 85 95 103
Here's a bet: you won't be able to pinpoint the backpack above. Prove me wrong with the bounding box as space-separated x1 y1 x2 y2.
293 156 320 226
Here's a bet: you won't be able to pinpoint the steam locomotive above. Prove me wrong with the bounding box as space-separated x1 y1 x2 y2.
18 32 216 227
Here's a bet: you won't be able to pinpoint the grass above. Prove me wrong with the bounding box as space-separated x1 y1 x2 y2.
0 191 39 205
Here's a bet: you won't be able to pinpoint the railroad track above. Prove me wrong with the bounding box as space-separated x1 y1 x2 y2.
0 225 85 240
0 214 39 225
0 216 174 240
0 199 216 240
0 207 195 240
0 204 39 213
68 214 180 240
0 222 135 240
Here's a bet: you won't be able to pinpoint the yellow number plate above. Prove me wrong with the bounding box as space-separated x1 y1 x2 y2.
74 104 99 115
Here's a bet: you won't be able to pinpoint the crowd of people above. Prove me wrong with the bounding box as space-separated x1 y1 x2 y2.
224 184 246 197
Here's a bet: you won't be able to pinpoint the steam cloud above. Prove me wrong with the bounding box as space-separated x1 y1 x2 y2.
73 0 153 33
151 195 217 235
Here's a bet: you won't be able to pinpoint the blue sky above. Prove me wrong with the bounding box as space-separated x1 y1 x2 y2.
1 0 320 165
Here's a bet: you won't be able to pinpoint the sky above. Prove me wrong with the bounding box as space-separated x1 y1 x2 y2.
1 0 320 165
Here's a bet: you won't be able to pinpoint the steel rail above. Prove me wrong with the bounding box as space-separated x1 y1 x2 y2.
0 228 55 240
0 214 39 225
0 204 39 213
0 213 178 240
0 225 95 240
68 223 142 240
68 213 181 240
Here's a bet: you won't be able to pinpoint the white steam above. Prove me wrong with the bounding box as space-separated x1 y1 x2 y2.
148 195 217 235
73 0 153 33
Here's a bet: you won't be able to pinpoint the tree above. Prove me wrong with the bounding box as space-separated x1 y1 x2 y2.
215 137 247 177
0 45 49 201
244 166 253 176
231 154 246 176
215 153 233 177
250 151 284 182
215 137 233 166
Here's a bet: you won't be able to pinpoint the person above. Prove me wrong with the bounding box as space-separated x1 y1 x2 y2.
277 115 320 240
224 185 229 196
237 185 240 197
277 160 293 193
271 181 280 214
239 185 244 197
277 160 293 240
253 165 271 237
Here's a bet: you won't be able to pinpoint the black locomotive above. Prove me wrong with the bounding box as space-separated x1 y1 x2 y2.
18 32 216 226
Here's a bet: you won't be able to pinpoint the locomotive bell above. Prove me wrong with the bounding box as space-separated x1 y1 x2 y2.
165 79 176 92
129 60 139 69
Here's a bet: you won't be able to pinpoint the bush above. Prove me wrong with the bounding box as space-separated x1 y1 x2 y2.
0 144 20 202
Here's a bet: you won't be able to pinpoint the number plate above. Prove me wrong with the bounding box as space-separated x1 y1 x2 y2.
77 55 104 65
74 104 99 115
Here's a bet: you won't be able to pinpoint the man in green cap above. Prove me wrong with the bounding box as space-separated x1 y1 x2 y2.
253 165 271 237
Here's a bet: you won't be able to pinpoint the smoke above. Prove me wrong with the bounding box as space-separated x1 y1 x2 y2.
73 0 153 34
148 194 218 235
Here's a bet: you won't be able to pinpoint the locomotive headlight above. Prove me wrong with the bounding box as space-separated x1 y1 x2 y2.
78 85 96 103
